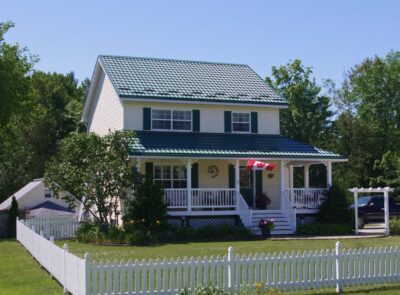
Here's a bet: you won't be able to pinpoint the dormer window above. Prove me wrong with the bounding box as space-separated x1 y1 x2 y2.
152 109 192 131
44 189 52 198
232 112 251 132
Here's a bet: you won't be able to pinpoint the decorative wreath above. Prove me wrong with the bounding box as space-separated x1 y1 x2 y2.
207 165 219 178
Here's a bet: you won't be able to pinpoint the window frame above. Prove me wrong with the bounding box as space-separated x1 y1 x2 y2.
231 112 251 133
151 109 192 132
153 164 188 189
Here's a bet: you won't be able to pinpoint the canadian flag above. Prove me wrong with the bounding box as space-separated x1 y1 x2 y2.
246 159 276 171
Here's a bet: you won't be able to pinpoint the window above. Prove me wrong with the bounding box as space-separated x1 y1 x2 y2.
44 189 52 198
152 109 191 131
154 164 187 188
239 167 252 188
232 112 250 132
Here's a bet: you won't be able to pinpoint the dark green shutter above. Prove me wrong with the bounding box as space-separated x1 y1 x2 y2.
255 170 263 195
192 110 200 132
143 107 151 130
251 112 258 133
191 163 199 188
224 111 232 133
228 164 235 188
145 162 153 180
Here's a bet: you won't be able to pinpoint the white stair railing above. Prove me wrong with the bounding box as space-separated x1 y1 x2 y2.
237 192 252 228
282 190 297 232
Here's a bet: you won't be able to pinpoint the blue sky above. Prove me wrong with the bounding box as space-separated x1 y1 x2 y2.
2 1 400 85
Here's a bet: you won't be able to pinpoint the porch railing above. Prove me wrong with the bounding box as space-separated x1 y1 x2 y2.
164 188 236 210
285 188 327 209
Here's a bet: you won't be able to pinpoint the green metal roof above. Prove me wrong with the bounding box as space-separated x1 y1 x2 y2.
130 131 345 159
98 55 287 106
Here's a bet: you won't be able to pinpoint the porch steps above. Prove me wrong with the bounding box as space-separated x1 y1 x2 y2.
251 210 295 235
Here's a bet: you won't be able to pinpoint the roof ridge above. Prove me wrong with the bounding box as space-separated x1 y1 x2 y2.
98 54 250 67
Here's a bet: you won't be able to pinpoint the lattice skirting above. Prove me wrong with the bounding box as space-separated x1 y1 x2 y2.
296 214 317 225
168 216 239 229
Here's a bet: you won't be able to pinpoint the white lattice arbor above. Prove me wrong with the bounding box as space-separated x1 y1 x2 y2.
349 187 394 235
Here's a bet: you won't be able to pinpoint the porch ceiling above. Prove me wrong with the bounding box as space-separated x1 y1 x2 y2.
129 131 346 160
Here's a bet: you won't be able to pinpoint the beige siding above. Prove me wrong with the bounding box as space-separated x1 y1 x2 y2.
123 101 280 134
262 160 281 209
87 70 124 135
198 160 229 188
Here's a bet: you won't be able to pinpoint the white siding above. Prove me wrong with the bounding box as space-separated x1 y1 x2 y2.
123 101 280 134
259 110 280 134
87 70 123 135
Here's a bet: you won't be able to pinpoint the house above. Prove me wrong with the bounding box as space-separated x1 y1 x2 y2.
82 56 346 234
0 179 73 214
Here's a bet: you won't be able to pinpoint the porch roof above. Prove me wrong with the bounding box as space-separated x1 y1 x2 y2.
129 131 346 160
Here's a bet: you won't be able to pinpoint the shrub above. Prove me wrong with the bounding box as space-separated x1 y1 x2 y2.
76 221 126 244
7 196 18 238
296 223 353 236
390 218 400 235
318 183 353 224
127 230 154 246
123 175 168 235
75 221 98 243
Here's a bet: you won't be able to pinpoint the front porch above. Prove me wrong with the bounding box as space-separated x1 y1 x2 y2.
134 158 333 216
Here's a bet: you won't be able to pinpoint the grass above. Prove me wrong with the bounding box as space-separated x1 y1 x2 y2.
58 236 400 261
0 239 63 295
5 236 400 294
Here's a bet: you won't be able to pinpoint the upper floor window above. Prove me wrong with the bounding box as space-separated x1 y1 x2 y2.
152 109 191 131
232 112 250 132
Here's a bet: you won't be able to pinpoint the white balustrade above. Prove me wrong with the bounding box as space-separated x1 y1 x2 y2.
163 189 188 208
164 188 236 210
191 189 236 209
285 188 327 209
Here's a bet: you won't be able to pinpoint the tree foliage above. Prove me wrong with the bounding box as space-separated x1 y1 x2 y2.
45 130 136 227
0 22 88 202
266 60 332 146
123 175 168 235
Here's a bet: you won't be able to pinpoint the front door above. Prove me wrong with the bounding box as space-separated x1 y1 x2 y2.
239 167 254 207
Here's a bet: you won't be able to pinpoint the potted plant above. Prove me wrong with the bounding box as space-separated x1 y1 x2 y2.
258 219 275 238
256 193 271 209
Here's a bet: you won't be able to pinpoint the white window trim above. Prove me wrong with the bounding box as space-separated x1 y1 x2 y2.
151 109 193 132
153 164 188 188
232 112 251 133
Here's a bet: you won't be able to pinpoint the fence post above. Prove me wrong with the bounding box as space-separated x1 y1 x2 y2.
84 253 91 295
335 241 342 293
63 243 69 294
227 246 234 290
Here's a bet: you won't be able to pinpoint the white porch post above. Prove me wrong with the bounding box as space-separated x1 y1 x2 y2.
354 191 358 234
280 161 286 209
327 161 332 188
384 190 389 235
304 164 310 188
235 159 240 210
186 160 192 212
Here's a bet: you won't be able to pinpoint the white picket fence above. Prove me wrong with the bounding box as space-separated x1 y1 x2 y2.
17 219 89 295
16 218 400 294
24 214 79 239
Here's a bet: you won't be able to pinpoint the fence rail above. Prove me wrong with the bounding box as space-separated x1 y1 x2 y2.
16 218 400 295
24 214 79 239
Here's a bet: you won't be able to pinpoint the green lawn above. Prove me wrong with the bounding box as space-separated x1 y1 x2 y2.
59 236 400 261
0 239 63 295
5 237 400 294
